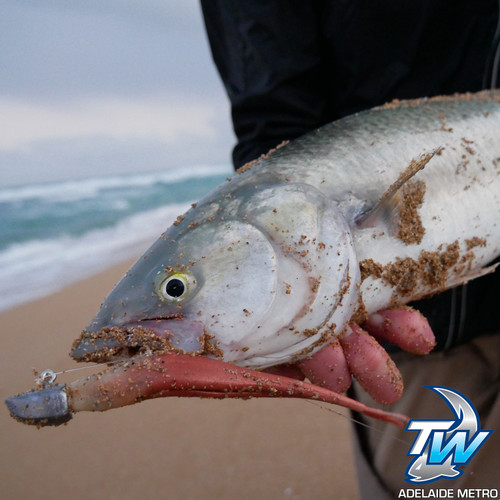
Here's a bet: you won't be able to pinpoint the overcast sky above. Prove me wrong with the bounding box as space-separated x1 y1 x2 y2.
0 1 235 186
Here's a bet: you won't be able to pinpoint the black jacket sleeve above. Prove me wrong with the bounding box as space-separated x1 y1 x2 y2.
201 0 498 169
201 1 329 168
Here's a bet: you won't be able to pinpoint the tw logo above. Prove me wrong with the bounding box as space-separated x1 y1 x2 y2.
405 386 493 484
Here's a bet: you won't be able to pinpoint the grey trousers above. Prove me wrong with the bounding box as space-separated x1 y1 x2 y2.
352 333 500 498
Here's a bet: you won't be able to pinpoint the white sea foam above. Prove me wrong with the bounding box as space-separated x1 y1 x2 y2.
0 164 231 203
0 202 191 312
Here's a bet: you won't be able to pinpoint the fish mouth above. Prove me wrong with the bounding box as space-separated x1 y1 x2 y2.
70 315 206 363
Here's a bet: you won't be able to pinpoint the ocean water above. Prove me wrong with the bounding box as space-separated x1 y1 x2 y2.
0 164 232 312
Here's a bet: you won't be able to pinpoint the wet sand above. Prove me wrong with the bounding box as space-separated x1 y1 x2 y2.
0 260 359 500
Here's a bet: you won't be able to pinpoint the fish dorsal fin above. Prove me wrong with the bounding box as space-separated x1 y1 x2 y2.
356 147 442 243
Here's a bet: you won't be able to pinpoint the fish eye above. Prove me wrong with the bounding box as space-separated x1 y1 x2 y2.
158 273 193 302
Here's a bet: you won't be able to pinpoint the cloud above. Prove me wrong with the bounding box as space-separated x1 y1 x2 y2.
0 1 217 100
0 93 234 186
0 1 235 186
0 94 219 150
0 131 234 187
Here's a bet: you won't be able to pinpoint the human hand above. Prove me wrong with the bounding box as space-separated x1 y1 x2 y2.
273 307 436 405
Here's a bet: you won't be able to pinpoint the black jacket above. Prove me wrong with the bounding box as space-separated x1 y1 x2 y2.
201 0 500 349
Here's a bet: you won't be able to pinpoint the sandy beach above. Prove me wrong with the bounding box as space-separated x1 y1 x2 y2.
0 260 359 500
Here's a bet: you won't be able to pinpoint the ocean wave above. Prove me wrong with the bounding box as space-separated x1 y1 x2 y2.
0 202 191 312
0 164 231 203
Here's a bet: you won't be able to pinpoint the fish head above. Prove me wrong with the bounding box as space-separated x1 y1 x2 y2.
72 181 360 369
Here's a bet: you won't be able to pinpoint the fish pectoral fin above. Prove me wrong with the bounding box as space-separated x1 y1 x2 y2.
445 262 499 289
355 147 442 236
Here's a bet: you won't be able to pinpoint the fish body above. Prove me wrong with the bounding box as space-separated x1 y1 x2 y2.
76 91 500 370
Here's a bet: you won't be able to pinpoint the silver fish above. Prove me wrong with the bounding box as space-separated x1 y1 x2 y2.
73 90 500 369
6 91 500 426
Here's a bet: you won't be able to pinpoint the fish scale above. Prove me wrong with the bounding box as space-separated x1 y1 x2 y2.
194 91 500 328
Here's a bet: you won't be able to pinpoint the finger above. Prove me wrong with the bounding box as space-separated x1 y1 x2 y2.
340 324 403 405
363 307 436 354
297 340 352 393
